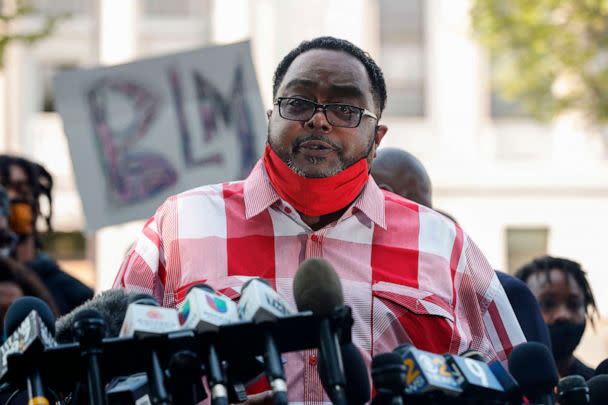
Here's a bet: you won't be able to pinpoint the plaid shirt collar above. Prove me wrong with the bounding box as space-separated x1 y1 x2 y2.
243 159 387 230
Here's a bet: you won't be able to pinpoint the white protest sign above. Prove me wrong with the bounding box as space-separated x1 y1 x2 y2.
54 41 266 231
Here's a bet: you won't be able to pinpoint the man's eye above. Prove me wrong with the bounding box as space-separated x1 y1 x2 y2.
336 105 353 114
287 99 305 107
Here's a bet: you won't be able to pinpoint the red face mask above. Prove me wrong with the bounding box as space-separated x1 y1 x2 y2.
262 144 369 217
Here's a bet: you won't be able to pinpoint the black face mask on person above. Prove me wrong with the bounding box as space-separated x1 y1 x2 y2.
548 320 586 360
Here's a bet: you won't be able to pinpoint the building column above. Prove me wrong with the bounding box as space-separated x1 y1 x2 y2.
95 0 140 290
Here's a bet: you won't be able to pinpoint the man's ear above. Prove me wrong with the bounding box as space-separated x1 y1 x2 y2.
373 125 388 158
266 109 273 120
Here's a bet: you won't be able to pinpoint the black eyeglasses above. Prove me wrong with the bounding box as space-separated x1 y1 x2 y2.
274 97 378 128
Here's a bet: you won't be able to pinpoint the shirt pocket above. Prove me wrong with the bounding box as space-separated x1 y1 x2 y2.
372 281 455 354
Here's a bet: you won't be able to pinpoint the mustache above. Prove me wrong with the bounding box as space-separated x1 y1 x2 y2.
292 134 340 151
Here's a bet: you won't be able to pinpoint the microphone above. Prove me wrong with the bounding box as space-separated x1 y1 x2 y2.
238 278 291 405
55 289 136 341
594 358 608 376
293 258 348 405
119 294 180 405
587 375 608 405
71 308 108 405
508 342 559 405
557 375 590 405
119 294 180 338
444 352 505 400
318 342 371 405
0 297 57 405
393 345 462 397
179 283 239 405
167 350 205 405
487 359 522 402
371 352 405 405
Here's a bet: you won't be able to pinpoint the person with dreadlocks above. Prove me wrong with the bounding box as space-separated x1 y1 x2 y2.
0 155 93 315
515 255 598 379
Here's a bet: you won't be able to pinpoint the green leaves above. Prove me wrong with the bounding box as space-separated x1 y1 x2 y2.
0 0 69 68
471 0 608 126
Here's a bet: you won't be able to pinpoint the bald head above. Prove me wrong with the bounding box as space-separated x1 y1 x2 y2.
371 148 432 208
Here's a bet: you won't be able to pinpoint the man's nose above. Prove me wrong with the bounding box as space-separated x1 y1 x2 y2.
306 108 331 132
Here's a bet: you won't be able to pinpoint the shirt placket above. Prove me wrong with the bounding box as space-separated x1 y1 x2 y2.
303 229 327 403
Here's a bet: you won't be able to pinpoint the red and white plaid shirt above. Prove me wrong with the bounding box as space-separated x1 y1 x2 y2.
114 160 525 404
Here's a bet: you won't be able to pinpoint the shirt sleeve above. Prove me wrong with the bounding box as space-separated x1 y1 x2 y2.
112 206 169 306
463 234 526 362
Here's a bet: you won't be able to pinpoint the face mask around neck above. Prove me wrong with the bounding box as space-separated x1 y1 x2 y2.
262 144 369 217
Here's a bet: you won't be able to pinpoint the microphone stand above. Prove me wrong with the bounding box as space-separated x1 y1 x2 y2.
72 316 108 405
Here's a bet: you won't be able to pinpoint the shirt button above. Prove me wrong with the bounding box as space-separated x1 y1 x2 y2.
309 353 317 366
310 234 319 242
284 206 292 214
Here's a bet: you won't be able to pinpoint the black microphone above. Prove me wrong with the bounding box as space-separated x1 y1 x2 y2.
593 358 608 376
293 257 348 405
487 359 522 402
318 342 371 405
1 297 57 405
371 352 405 405
167 350 205 405
71 308 108 405
557 375 590 405
587 374 608 405
508 342 559 405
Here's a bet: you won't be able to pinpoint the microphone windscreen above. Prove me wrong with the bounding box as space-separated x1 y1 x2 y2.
594 358 608 376
371 352 406 396
293 257 343 316
508 342 559 397
55 288 132 342
557 375 589 404
371 352 403 371
4 296 56 336
587 375 608 405
318 343 370 405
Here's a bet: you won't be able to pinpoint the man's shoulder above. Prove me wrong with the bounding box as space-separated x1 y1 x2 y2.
152 180 247 229
161 180 246 206
380 189 456 230
380 189 419 210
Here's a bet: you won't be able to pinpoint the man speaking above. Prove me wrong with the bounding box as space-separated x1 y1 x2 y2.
114 37 525 402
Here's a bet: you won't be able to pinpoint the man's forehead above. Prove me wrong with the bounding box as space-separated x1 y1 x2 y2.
279 49 371 96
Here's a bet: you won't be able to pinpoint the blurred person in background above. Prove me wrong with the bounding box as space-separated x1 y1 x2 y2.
515 256 597 379
370 147 432 208
0 155 93 315
371 147 551 349
0 185 59 339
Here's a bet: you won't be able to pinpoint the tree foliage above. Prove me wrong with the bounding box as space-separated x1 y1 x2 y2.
471 0 608 126
0 0 68 68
